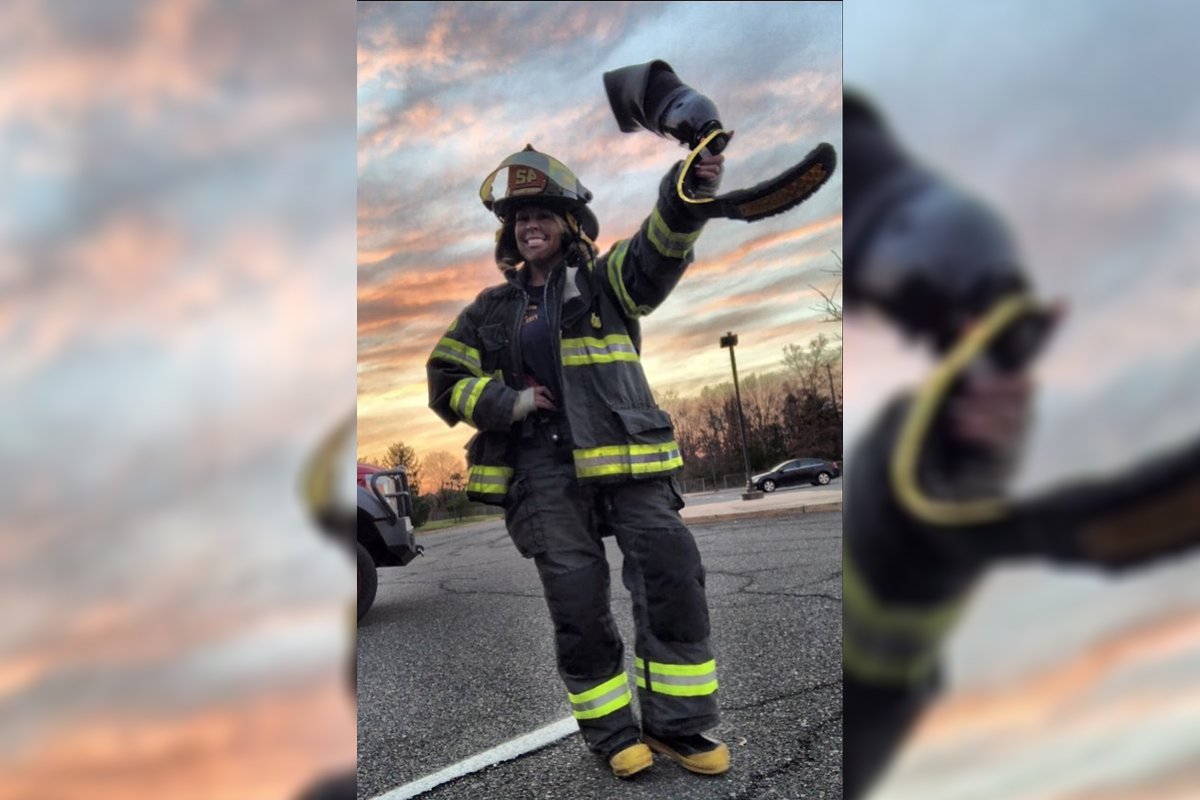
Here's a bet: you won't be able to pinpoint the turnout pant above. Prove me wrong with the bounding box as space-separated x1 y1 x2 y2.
505 425 719 756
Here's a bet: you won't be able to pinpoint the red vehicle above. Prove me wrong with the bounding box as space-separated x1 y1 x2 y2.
356 463 421 621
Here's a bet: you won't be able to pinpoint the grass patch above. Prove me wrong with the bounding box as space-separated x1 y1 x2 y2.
417 514 503 533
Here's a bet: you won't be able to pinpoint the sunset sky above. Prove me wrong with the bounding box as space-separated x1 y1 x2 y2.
845 2 1200 797
357 1 843 464
2 2 357 797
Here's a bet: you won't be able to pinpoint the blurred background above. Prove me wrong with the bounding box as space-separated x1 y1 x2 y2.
14 0 1200 797
845 1 1200 797
0 1 839 798
0 1 357 798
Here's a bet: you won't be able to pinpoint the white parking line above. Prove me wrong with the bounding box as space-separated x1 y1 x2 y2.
369 716 579 800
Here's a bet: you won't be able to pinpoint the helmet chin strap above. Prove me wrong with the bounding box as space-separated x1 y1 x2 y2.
565 212 597 258
675 128 728 205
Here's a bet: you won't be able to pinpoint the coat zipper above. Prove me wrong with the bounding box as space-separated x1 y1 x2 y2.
547 271 567 409
510 284 527 388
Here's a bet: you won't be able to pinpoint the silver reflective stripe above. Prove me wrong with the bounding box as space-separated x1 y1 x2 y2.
578 453 681 468
634 665 715 687
574 443 684 479
451 377 491 423
843 606 940 685
572 683 627 714
432 336 483 376
606 239 652 318
634 658 718 697
842 552 962 686
467 465 512 496
567 673 632 721
560 335 639 366
647 206 700 258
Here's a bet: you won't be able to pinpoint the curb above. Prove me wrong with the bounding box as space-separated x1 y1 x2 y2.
415 501 845 534
682 500 843 525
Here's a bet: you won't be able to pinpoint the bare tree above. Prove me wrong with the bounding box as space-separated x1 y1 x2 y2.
811 251 843 340
782 333 841 398
422 450 463 495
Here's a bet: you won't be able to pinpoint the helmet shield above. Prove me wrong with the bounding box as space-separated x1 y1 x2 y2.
480 146 598 240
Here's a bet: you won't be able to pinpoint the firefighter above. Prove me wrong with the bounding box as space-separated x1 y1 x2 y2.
842 89 1200 799
427 145 729 778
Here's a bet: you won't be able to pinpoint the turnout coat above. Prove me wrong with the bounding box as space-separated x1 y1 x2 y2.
427 164 707 505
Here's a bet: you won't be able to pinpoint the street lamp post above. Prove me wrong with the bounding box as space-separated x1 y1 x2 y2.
720 332 762 500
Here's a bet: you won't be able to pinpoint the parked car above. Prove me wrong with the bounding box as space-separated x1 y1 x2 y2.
751 458 841 492
357 463 421 621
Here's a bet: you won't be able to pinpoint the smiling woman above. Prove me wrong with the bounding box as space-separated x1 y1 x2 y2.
426 140 731 778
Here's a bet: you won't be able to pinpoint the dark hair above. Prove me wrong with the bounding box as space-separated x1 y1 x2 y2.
494 209 595 274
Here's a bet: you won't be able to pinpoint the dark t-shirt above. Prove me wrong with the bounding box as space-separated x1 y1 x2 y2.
520 288 562 401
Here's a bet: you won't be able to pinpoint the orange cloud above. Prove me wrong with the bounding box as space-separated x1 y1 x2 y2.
909 610 1200 744
0 675 353 800
694 212 842 274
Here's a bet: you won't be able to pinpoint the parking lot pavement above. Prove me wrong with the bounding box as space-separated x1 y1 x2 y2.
363 505 843 799
680 480 842 524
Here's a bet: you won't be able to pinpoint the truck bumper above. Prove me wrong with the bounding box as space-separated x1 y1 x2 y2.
378 515 421 565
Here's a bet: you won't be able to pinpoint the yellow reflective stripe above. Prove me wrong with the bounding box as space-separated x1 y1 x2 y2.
842 551 963 685
577 442 679 459
450 377 490 424
562 353 639 366
467 484 508 494
464 379 487 420
432 336 483 376
573 441 683 479
573 691 631 720
568 673 627 704
466 465 512 495
568 673 633 719
606 240 651 318
648 206 701 258
844 554 961 634
643 658 716 677
451 380 468 414
560 334 640 366
436 336 480 361
561 335 636 348
635 679 718 697
634 657 718 696
575 462 684 478
575 461 683 478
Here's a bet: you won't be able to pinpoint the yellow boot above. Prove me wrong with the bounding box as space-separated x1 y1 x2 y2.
608 741 654 778
643 732 730 775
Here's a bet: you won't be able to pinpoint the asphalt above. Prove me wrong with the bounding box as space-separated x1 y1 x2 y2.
358 481 843 800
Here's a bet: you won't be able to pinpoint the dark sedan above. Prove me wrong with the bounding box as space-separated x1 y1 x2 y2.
751 458 840 492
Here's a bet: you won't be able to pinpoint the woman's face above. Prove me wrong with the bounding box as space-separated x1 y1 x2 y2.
514 205 564 265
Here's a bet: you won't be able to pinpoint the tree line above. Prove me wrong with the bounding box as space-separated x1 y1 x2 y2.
364 332 842 523
659 332 842 487
362 442 468 527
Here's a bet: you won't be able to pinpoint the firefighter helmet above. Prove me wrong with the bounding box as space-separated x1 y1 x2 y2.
479 145 600 242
